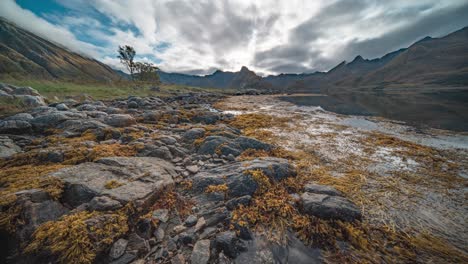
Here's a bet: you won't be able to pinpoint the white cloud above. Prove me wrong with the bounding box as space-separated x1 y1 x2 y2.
2 0 468 75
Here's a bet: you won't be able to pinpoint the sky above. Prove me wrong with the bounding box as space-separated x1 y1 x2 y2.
1 0 468 76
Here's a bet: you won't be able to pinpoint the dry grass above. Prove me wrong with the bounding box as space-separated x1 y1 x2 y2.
25 210 128 264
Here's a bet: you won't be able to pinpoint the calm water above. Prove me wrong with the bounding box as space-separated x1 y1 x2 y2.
280 90 468 132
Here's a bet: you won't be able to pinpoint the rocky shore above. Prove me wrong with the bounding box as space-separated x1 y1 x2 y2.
0 83 363 264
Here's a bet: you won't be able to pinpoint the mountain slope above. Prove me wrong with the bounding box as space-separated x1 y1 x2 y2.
0 17 120 82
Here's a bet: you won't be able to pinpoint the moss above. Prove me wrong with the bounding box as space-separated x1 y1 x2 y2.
25 210 128 264
104 180 124 189
150 190 193 219
205 183 229 194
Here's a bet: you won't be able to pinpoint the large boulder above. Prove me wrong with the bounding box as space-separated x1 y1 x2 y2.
300 191 361 222
182 128 205 142
31 111 86 130
192 158 295 199
50 157 177 207
104 114 136 127
0 120 32 134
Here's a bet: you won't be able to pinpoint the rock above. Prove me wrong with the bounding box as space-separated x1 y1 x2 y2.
184 215 198 227
15 95 46 107
110 253 136 264
171 254 185 264
88 196 122 211
192 158 295 199
31 111 85 130
197 136 272 156
16 199 69 243
191 112 220 124
0 120 32 134
57 119 108 133
194 217 206 232
179 231 194 244
226 195 252 210
136 218 154 239
109 238 128 259
159 136 177 145
304 183 342 196
55 103 69 111
173 225 186 234
154 227 165 242
0 136 21 158
142 111 162 122
139 145 173 160
186 165 199 174
128 101 138 109
152 209 170 223
215 231 241 258
182 128 205 142
104 114 136 127
4 113 34 121
126 233 148 254
191 239 211 264
300 192 361 222
50 157 176 207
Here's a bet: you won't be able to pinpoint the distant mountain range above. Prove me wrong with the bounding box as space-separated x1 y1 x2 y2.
160 26 468 92
0 16 467 91
0 17 120 82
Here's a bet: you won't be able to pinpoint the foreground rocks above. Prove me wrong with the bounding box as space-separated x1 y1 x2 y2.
0 85 362 264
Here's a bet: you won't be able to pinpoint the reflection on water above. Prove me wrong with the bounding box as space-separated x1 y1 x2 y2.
280 90 468 131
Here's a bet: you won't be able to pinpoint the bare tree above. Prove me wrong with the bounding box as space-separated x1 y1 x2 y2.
117 45 136 80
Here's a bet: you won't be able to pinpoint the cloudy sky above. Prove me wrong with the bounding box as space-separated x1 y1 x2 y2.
1 0 468 75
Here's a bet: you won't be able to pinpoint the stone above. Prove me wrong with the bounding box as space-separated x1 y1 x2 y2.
186 165 199 174
197 136 272 157
304 183 342 196
55 103 69 111
0 136 21 158
154 227 165 242
178 232 194 244
109 238 128 259
50 157 176 207
126 233 148 254
128 101 138 109
300 192 361 222
194 217 206 232
110 253 136 264
88 196 122 211
191 239 211 264
136 218 154 239
104 114 136 127
4 113 33 121
15 95 46 107
152 209 170 223
159 136 177 145
182 128 205 142
192 158 295 199
139 145 173 160
57 119 108 133
171 254 185 264
0 120 32 134
215 231 241 258
184 215 198 227
31 111 85 130
173 225 186 234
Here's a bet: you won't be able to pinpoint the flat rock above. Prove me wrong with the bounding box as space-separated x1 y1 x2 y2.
0 120 32 134
191 239 211 264
192 158 295 199
50 157 176 207
304 183 342 196
104 114 136 127
109 238 128 259
0 136 21 158
300 192 361 222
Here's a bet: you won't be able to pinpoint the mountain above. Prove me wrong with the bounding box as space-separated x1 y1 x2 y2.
160 66 273 90
159 26 468 92
0 17 120 82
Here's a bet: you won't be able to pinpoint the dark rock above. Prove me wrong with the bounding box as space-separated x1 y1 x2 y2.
159 136 177 145
126 233 148 254
46 150 64 163
109 238 128 259
31 112 85 130
215 231 241 258
184 215 198 227
304 183 342 196
55 103 69 111
139 145 173 160
88 196 122 211
226 195 252 210
191 239 211 264
192 158 295 199
178 232 194 244
136 218 154 239
301 192 361 222
182 128 205 142
62 183 97 207
128 101 138 109
197 136 230 155
192 112 221 124
0 120 32 134
4 113 33 121
110 253 136 264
